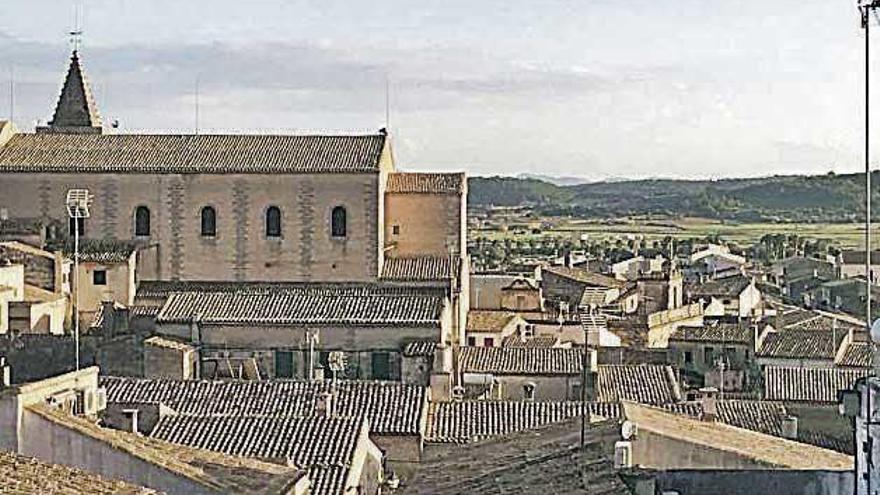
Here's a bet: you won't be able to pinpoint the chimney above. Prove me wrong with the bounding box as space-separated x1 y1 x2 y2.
433 343 453 374
189 313 202 344
430 343 453 401
101 300 116 336
122 409 139 434
699 387 718 422
0 357 10 388
316 390 334 418
782 416 798 440
523 381 536 401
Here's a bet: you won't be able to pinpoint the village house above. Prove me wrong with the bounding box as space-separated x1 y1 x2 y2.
667 323 756 390
464 310 530 347
756 326 851 369
838 250 880 285
687 244 747 280
0 261 67 335
458 346 586 401
539 265 628 313
144 281 452 381
68 240 139 327
687 274 763 319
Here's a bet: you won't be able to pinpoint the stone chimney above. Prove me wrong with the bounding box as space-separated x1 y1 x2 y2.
189 313 202 344
699 387 718 422
430 343 453 401
315 391 334 418
782 416 798 440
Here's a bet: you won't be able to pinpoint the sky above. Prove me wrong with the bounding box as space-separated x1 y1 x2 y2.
0 0 874 180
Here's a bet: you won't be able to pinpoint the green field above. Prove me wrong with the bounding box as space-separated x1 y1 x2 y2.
472 217 877 249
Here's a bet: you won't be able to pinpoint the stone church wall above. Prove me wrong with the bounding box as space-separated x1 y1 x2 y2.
0 172 382 282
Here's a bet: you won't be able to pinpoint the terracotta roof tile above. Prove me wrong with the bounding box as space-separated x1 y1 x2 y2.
541 266 626 289
426 400 621 443
156 286 444 327
150 415 365 495
669 323 753 345
837 341 873 368
0 133 386 174
688 275 752 298
381 256 456 281
101 376 426 435
466 310 518 333
0 449 156 494
459 347 583 375
408 419 628 494
663 400 786 436
757 329 847 360
402 340 437 357
596 364 681 405
385 172 465 194
763 366 869 403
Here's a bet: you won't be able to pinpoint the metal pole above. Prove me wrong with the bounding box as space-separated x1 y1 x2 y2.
74 219 80 371
868 3 873 333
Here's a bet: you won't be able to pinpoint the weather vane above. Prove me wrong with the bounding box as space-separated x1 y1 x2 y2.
69 1 84 51
69 29 83 51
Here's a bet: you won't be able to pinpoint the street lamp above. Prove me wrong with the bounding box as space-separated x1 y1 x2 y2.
66 188 91 371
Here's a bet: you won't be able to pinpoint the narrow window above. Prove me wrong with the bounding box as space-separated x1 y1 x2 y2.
485 337 495 347
467 337 476 346
266 206 282 238
331 206 347 238
392 224 400 235
371 352 390 380
69 217 85 237
201 206 216 237
134 206 151 236
93 270 107 286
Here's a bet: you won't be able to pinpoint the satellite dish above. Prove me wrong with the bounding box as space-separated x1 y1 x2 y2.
621 420 637 440
871 318 880 345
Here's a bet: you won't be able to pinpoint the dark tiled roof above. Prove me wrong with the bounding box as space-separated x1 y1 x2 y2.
663 400 786 436
669 324 753 345
101 376 426 435
459 347 583 375
0 133 386 174
688 275 752 298
156 286 444 327
138 280 443 299
130 305 161 317
402 340 438 357
837 341 873 368
764 366 869 403
381 256 456 281
596 364 681 405
0 449 155 494
542 265 626 289
788 314 863 333
386 172 465 194
406 419 628 494
426 401 621 443
757 329 847 360
65 239 138 263
151 415 364 495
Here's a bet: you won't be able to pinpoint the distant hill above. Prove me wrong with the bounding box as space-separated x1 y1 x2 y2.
469 172 876 222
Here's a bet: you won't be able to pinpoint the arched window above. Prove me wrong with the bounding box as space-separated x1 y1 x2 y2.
201 206 216 237
331 206 347 238
266 206 282 238
134 206 151 236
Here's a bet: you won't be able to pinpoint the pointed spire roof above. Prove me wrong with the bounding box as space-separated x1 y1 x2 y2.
38 50 102 134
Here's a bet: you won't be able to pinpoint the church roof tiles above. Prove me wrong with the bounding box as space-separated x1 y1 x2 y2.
0 133 387 174
386 172 465 194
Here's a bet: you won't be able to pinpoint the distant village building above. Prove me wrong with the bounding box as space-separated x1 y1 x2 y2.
687 274 762 319
838 250 880 285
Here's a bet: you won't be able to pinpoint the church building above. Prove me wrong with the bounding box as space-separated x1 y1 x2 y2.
0 50 469 380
